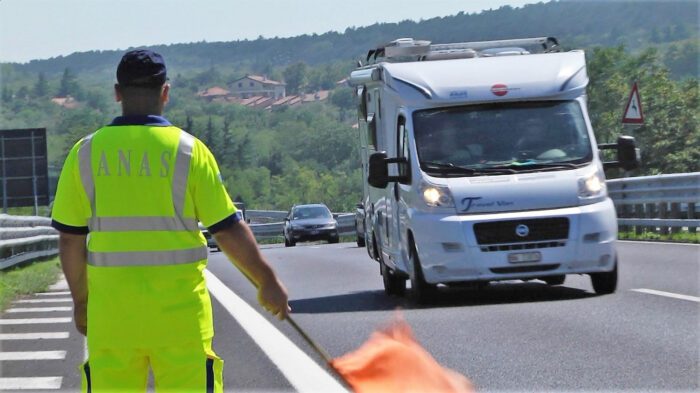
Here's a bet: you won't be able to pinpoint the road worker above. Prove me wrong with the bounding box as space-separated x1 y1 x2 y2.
51 49 290 392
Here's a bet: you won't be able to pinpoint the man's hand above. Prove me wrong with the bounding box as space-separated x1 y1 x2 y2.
258 277 291 320
74 301 87 336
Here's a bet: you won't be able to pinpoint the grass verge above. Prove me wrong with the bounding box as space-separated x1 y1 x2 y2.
618 230 699 244
0 257 62 311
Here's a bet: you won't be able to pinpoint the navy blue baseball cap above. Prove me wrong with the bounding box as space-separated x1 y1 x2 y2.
116 49 167 88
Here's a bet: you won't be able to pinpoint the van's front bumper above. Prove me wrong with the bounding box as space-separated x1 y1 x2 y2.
409 199 618 284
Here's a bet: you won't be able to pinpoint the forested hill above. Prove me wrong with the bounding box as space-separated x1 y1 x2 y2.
6 0 698 78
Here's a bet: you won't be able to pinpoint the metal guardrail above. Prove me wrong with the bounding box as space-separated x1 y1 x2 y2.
0 214 59 270
607 172 699 233
2 172 695 269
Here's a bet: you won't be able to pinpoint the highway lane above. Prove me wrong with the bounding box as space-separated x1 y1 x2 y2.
2 241 696 392
206 241 699 392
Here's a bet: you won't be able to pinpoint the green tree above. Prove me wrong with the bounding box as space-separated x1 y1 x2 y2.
283 62 308 95
58 68 80 97
34 72 50 97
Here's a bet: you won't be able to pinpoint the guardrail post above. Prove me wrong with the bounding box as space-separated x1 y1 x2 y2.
645 203 657 234
634 204 644 235
658 202 669 235
618 204 629 234
670 203 681 234
688 203 696 234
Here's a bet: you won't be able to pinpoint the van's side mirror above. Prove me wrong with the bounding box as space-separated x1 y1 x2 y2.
616 135 640 171
599 135 640 171
368 152 389 188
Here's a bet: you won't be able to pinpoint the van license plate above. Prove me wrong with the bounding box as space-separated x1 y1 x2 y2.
508 251 541 264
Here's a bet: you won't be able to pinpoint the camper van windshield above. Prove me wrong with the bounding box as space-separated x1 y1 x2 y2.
413 101 593 176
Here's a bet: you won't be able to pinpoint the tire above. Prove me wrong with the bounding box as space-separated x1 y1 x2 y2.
381 257 406 296
542 275 566 286
356 235 366 247
590 259 618 295
329 234 339 244
409 244 437 303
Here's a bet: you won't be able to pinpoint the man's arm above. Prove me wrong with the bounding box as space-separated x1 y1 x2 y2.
213 221 290 320
58 232 88 335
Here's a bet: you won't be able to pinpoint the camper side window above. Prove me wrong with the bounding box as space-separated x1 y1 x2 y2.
367 113 377 148
357 87 367 120
398 116 409 178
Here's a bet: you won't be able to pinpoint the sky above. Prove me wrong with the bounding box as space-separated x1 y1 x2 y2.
0 0 539 63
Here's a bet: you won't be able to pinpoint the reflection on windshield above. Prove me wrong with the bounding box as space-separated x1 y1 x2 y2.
412 101 592 176
293 207 332 220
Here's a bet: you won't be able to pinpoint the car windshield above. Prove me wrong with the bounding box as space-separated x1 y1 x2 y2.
293 206 332 220
412 101 593 176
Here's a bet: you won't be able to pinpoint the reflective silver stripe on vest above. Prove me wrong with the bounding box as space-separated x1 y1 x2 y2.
89 216 199 232
88 246 207 267
172 132 195 217
77 134 96 216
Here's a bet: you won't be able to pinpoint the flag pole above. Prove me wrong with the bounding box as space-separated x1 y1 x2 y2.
285 315 353 390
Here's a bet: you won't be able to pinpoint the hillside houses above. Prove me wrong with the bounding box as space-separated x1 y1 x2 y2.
196 74 329 110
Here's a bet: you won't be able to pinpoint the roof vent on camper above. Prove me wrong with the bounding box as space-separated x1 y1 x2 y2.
479 47 530 57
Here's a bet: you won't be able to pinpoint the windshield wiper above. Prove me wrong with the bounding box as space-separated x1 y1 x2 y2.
421 161 476 174
421 162 517 176
487 162 585 173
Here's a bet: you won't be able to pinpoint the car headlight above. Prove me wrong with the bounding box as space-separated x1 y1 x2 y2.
578 170 607 204
420 180 454 208
321 223 337 229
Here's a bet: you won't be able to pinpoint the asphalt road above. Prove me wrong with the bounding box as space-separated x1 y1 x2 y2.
1 241 698 392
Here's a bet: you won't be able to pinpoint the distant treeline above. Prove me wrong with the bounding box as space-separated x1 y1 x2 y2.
3 0 698 80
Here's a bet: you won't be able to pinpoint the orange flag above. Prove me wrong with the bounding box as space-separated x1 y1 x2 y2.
331 315 475 393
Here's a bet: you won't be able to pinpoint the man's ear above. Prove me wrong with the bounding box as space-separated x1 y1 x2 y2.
161 83 170 104
114 84 122 102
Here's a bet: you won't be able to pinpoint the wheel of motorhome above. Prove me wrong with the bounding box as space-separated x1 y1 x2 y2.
381 257 406 296
590 259 618 295
542 275 566 286
356 234 366 247
410 245 437 303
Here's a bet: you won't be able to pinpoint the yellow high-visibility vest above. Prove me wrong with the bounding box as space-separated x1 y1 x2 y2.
52 115 237 349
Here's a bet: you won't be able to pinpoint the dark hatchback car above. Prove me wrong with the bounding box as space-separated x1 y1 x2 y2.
283 204 339 247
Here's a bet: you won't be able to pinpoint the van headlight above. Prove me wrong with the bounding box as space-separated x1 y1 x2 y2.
578 170 606 203
421 181 454 208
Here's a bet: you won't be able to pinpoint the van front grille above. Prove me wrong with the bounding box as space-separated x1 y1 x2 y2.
474 218 569 245
480 241 566 252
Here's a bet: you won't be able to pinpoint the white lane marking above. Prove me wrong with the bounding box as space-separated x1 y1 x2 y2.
0 351 67 361
631 288 700 303
0 318 72 325
205 270 347 393
36 291 71 296
0 377 62 390
14 298 73 304
0 332 69 340
6 307 72 313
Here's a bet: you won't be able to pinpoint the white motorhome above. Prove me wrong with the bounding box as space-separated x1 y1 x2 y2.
349 37 638 302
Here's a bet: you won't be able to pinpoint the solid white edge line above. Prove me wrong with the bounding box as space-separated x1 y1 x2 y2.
14 298 73 304
6 307 72 313
0 332 70 340
0 377 62 390
204 270 347 393
631 288 700 303
0 351 67 361
0 318 72 325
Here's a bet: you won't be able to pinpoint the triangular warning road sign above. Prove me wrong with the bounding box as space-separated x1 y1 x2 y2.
622 82 644 124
